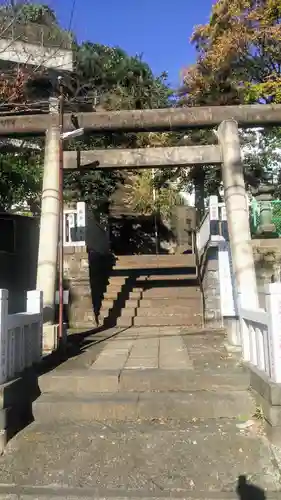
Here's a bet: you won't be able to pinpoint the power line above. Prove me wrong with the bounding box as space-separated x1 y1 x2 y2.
68 0 76 31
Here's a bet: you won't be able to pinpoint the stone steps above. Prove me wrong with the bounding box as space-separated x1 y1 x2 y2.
3 323 279 496
5 491 279 500
33 390 255 423
116 314 203 327
101 296 202 310
99 250 203 325
141 287 200 297
135 306 201 316
38 368 250 394
109 305 200 318
144 274 198 281
100 300 202 317
66 252 202 328
4 330 278 494
139 297 201 307
103 287 201 300
115 254 196 266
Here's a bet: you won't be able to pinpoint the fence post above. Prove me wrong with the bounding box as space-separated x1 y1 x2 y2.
209 195 219 237
27 290 43 364
220 203 229 240
0 290 8 384
63 211 67 246
238 292 251 362
265 282 281 383
68 212 75 244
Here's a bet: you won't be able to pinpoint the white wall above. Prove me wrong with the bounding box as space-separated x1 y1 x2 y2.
0 38 73 71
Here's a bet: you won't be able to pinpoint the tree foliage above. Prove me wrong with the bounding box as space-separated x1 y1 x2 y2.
124 170 182 219
0 3 173 214
179 0 281 209
0 148 43 213
5 2 57 24
182 0 281 105
72 43 171 110
64 42 173 213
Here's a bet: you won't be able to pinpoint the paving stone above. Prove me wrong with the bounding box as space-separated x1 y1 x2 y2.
159 336 192 369
124 358 158 370
91 353 129 370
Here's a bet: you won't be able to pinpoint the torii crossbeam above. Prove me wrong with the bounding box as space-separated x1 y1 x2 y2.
1 104 281 136
63 145 222 170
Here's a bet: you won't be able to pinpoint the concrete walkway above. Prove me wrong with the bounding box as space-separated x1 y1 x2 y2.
0 327 280 499
91 327 192 371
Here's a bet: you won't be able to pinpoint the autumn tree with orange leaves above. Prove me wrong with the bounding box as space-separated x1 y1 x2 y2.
182 0 281 105
179 0 281 213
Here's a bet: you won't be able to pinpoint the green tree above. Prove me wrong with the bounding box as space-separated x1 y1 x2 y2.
64 42 173 213
124 170 182 219
71 42 172 110
0 148 43 213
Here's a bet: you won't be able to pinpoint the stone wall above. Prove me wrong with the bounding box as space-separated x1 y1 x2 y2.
201 246 222 328
252 239 281 308
199 238 281 332
253 239 281 283
0 213 38 313
63 247 114 328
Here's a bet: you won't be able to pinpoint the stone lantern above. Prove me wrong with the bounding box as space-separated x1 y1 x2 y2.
252 176 278 238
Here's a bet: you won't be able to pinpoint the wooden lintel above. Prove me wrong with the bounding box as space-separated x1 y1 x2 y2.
63 145 222 170
1 104 281 136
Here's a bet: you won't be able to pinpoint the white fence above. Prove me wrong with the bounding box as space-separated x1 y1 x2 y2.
196 195 281 385
196 195 225 254
0 289 43 384
239 283 281 383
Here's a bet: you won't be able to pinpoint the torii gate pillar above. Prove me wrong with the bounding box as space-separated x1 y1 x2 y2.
36 119 60 325
217 119 258 311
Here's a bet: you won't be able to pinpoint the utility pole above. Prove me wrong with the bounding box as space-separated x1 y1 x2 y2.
152 169 159 255
57 78 85 345
58 77 64 343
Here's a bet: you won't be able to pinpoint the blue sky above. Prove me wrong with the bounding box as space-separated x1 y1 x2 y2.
11 0 215 88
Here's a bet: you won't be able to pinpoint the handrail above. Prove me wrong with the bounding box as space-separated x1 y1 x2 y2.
196 209 211 255
192 227 206 326
198 210 209 231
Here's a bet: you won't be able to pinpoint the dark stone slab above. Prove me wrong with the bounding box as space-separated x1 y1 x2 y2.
0 368 40 454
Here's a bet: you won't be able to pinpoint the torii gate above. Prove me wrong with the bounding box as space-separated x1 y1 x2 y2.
1 103 281 341
61 120 257 313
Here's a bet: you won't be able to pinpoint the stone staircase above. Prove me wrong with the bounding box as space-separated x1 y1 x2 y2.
99 254 203 328
64 249 203 330
2 328 279 497
35 327 253 424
